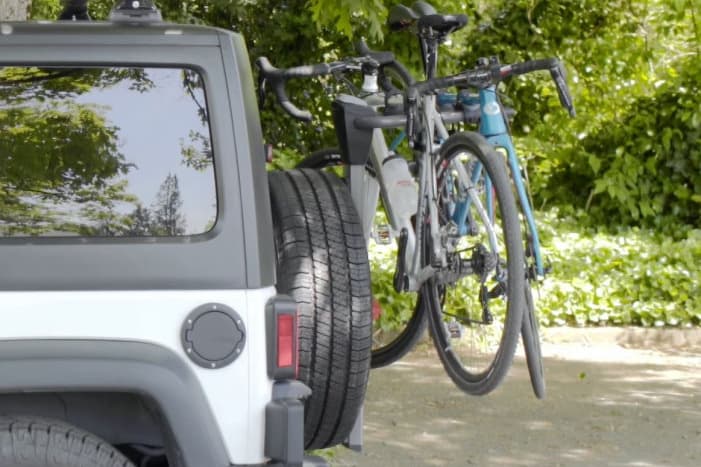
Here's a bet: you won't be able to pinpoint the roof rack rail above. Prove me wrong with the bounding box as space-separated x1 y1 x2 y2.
109 0 163 23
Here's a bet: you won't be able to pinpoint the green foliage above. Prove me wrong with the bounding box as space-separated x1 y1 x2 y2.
308 0 387 41
0 66 132 234
557 56 701 226
465 0 701 229
534 210 701 327
368 241 418 332
151 173 186 236
368 209 701 329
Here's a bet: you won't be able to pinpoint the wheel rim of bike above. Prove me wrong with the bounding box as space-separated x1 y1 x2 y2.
423 133 524 395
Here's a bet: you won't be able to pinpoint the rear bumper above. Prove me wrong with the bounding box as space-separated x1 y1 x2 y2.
240 380 328 467
264 380 311 466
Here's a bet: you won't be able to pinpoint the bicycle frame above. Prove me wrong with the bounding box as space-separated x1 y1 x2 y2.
479 86 545 277
441 87 545 278
341 93 499 292
361 87 546 278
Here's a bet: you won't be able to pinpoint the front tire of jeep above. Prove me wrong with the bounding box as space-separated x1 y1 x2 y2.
0 416 134 467
269 169 372 450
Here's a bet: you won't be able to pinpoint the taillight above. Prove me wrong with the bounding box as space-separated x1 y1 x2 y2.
266 295 298 380
277 314 294 368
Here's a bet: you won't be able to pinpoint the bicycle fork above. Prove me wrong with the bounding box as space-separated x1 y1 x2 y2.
479 87 546 278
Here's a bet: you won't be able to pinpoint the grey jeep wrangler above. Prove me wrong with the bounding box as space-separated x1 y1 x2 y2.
0 1 372 466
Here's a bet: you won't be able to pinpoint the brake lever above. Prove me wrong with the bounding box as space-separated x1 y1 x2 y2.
549 62 576 117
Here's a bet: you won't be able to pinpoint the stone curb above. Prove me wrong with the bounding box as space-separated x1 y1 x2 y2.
541 326 701 350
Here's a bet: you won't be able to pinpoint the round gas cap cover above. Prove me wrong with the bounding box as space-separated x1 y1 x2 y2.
181 303 246 369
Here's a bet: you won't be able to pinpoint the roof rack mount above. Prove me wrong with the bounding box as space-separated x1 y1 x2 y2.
109 0 163 23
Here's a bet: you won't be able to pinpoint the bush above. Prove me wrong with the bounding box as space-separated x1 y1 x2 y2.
544 57 701 227
369 209 701 330
534 210 701 327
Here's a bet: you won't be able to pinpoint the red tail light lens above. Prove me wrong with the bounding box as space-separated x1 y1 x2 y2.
277 314 294 368
266 295 299 380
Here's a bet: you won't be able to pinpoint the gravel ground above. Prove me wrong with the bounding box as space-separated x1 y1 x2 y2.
332 327 701 467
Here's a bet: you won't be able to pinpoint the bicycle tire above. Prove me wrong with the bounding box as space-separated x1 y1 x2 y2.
379 60 415 94
371 289 428 369
522 281 546 399
424 131 524 395
297 148 427 369
511 157 546 399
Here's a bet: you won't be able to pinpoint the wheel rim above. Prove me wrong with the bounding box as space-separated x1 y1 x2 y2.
430 144 517 381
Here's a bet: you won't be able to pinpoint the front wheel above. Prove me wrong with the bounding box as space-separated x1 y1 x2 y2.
424 132 525 396
522 282 546 398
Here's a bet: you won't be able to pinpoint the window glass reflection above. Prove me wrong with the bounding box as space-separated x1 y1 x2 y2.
0 66 216 237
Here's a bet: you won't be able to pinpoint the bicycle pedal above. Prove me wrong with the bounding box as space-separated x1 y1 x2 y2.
373 224 392 245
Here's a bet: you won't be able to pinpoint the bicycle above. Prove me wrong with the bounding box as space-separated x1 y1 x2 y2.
258 48 528 395
298 2 576 398
388 1 575 399
287 49 431 370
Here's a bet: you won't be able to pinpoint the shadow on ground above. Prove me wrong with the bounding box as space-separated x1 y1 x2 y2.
333 333 701 466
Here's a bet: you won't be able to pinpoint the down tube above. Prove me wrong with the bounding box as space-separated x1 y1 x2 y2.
487 134 545 277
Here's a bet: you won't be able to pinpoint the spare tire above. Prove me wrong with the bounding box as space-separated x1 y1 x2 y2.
269 169 372 449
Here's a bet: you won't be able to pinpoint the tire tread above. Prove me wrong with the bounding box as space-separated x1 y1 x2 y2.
269 169 372 449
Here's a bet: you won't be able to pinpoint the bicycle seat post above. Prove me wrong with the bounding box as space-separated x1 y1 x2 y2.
415 13 468 79
417 31 441 79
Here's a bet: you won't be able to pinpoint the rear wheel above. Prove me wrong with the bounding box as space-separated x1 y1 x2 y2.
424 132 525 395
269 168 372 449
298 149 427 369
0 416 134 467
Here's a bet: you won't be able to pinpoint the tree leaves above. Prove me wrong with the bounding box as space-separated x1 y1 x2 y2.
308 0 387 41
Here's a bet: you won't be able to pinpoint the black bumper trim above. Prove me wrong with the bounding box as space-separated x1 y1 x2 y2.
265 380 317 467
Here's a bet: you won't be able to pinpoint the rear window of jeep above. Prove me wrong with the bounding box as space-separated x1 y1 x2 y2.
0 66 216 237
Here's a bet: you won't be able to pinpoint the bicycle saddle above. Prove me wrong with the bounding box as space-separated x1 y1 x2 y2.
417 14 468 35
411 1 437 16
388 4 419 31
